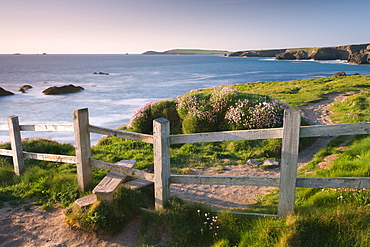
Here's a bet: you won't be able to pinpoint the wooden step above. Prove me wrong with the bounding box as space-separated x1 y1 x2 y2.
93 160 136 203
122 178 153 190
74 194 97 208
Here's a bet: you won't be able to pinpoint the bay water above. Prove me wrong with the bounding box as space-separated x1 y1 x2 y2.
1 54 369 145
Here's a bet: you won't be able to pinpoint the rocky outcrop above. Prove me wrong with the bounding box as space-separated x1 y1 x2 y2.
232 43 370 64
18 85 33 93
93 72 109 75
229 49 286 57
333 71 347 77
0 87 14 96
42 84 84 95
275 44 370 64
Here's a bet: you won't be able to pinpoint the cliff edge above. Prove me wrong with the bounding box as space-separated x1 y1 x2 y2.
229 43 370 64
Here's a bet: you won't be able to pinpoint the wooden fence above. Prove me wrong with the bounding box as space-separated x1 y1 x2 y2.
1 108 370 217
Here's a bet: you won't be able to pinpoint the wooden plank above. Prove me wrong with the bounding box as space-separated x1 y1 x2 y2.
296 177 370 188
73 108 93 192
153 118 171 210
278 110 301 218
8 116 25 175
93 172 126 194
170 128 284 144
123 178 154 190
93 160 135 194
170 175 280 187
88 125 154 144
19 124 74 131
0 149 13 156
90 159 154 182
22 152 77 163
75 194 97 208
300 122 370 138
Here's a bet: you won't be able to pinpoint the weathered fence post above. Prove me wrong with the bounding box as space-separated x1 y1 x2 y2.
153 118 171 210
73 108 93 192
278 109 301 217
7 116 25 175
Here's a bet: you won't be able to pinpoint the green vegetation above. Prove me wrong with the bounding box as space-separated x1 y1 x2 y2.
2 74 370 245
166 49 230 55
65 187 148 234
0 139 78 209
144 49 231 55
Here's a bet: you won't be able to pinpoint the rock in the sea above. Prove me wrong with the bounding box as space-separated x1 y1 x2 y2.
0 87 14 96
333 71 347 77
93 72 109 75
42 84 84 95
18 85 33 93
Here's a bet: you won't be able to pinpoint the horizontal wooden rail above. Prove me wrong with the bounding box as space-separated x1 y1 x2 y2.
170 175 280 187
0 149 12 156
300 122 370 137
170 128 284 144
0 124 74 131
88 125 154 144
90 158 155 182
296 177 370 189
171 175 370 189
23 152 77 163
0 148 77 163
20 124 74 131
170 122 370 145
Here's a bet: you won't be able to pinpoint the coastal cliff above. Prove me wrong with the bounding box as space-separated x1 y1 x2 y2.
229 43 370 64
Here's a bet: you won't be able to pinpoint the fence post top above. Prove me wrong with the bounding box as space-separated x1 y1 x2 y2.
74 108 89 113
285 109 302 114
154 118 169 124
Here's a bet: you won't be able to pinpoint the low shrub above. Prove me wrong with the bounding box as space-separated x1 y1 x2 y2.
129 86 290 135
129 99 181 134
177 86 289 134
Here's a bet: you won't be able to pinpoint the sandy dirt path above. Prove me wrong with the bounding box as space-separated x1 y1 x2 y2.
0 92 351 246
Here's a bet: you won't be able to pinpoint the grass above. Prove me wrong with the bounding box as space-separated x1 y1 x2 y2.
2 74 370 245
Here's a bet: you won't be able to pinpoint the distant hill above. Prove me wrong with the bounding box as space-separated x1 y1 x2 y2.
143 49 230 55
229 43 370 64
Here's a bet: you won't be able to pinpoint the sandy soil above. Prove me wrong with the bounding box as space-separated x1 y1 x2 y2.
0 92 352 247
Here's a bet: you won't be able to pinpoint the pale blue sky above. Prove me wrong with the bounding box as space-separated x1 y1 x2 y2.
0 0 369 54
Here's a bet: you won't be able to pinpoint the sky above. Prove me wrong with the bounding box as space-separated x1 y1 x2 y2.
0 0 369 54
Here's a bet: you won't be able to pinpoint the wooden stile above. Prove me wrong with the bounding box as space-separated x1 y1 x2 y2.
5 108 370 217
93 160 136 204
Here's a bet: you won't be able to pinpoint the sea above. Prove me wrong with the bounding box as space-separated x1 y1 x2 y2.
1 54 369 145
